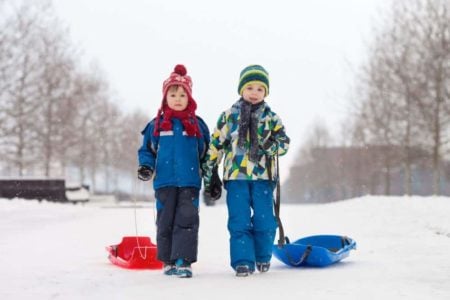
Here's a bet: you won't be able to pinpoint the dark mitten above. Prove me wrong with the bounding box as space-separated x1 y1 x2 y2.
209 166 222 199
204 166 222 200
137 165 153 181
260 135 278 155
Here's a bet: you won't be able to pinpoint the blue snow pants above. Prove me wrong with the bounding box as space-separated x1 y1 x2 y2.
155 186 199 264
224 180 277 271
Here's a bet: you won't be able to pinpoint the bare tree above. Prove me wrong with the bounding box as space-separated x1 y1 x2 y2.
381 0 449 195
348 0 449 196
114 110 149 193
33 17 77 177
287 0 449 201
349 46 401 195
285 120 336 202
0 4 45 176
408 0 450 194
66 68 110 192
0 0 146 199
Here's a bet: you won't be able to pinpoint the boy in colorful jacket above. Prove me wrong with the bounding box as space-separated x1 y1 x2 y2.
138 65 211 278
203 65 290 276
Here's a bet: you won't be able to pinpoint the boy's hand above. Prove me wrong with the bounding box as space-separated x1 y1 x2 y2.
204 166 222 200
137 165 153 181
204 183 222 200
260 135 278 155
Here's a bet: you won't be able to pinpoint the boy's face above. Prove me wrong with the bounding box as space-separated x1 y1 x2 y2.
242 83 265 104
166 86 189 111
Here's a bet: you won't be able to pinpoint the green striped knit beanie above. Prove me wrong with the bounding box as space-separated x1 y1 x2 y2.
238 64 269 96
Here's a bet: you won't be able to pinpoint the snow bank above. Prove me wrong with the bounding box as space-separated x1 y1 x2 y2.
0 196 449 300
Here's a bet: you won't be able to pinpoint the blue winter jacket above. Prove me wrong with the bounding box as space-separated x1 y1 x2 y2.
138 117 210 190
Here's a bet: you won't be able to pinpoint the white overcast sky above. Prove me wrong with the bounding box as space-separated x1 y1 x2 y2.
53 0 391 179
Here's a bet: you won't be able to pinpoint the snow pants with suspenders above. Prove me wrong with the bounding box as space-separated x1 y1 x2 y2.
224 180 277 271
155 186 200 264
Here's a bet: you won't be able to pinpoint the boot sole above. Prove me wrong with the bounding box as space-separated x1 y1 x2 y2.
177 271 192 278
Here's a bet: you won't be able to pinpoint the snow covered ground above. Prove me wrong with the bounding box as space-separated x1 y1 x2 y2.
1 195 449 300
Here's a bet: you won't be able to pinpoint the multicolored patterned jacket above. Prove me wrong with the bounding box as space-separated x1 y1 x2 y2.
203 100 289 183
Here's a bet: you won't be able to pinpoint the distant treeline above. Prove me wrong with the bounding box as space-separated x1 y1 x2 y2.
285 0 449 202
0 1 148 194
284 145 450 203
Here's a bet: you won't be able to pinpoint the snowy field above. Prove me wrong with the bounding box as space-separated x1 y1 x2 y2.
1 195 449 300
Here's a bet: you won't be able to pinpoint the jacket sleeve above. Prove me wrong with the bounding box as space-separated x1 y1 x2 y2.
261 112 290 157
202 112 229 181
137 120 157 170
197 116 211 165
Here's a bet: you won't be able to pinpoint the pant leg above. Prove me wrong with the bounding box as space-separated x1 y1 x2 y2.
225 180 255 271
171 187 200 263
155 187 178 263
251 180 277 263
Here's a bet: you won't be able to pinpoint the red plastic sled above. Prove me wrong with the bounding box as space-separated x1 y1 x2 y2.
106 236 163 269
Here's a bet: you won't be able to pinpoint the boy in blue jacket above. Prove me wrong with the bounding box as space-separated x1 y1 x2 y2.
138 65 211 278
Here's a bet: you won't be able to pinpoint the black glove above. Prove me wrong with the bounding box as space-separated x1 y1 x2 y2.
260 136 278 155
204 166 222 200
137 165 153 181
259 136 276 151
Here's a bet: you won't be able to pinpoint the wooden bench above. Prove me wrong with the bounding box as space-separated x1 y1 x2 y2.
0 179 67 202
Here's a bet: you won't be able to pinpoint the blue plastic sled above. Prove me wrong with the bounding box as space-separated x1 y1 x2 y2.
272 235 356 267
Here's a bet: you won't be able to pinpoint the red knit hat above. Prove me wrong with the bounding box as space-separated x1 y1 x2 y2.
162 64 194 100
153 65 201 137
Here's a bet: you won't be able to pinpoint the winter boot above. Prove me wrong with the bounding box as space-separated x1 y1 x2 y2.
175 258 192 278
256 262 270 273
163 263 177 276
235 265 253 277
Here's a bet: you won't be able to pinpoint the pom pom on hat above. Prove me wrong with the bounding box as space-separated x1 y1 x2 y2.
174 64 187 76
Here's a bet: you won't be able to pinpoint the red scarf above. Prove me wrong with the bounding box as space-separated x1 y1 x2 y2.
153 100 201 137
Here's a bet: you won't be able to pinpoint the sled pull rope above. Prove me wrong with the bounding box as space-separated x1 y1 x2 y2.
341 236 352 248
284 245 313 266
272 142 287 248
133 177 147 260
